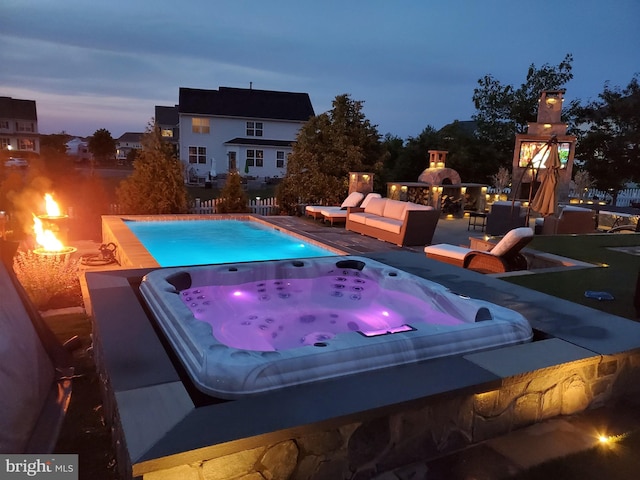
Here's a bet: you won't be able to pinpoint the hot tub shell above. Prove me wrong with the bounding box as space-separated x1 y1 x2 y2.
140 256 533 399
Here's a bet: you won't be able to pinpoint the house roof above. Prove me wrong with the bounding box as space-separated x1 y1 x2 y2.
225 137 294 148
155 105 179 125
0 96 37 121
179 87 315 121
117 132 144 143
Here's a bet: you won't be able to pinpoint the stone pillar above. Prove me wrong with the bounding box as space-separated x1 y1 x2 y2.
348 172 374 195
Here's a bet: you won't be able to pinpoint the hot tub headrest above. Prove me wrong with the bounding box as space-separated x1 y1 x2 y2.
335 259 366 271
165 271 192 292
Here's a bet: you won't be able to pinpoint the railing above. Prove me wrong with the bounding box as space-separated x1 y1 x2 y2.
109 197 279 216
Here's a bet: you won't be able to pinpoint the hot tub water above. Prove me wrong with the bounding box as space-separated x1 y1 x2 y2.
141 256 532 398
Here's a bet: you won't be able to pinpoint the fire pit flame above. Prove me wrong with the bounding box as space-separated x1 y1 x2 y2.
32 194 76 256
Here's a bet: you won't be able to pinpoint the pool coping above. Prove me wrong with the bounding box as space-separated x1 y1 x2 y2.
86 250 640 477
101 214 350 269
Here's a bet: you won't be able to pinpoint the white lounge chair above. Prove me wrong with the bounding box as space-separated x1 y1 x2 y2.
320 193 382 225
305 191 365 220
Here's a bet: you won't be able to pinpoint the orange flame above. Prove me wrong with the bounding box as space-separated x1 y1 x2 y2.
44 193 62 217
33 215 64 252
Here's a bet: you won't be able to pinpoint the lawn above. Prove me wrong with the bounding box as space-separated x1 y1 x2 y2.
507 233 640 320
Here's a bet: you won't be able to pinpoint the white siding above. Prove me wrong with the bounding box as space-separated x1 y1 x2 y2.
179 115 304 181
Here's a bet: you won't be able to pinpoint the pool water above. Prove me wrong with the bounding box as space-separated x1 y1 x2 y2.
124 219 337 266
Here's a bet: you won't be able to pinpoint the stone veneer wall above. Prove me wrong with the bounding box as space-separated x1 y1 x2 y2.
142 351 640 480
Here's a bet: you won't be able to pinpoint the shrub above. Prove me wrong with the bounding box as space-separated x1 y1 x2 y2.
13 249 81 309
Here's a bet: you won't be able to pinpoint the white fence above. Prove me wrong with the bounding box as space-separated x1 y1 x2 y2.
487 187 640 208
109 197 279 216
191 197 278 215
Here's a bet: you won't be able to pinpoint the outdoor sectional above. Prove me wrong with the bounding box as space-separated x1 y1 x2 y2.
345 197 439 246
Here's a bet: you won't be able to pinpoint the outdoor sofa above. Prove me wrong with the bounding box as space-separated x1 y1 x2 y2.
485 201 528 236
540 205 597 234
345 197 439 246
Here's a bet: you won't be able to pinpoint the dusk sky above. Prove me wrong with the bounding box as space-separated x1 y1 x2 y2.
1 0 638 140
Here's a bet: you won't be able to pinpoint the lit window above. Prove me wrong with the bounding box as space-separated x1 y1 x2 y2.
18 138 35 150
276 151 285 168
192 118 210 134
246 149 264 167
1 138 10 149
246 121 263 137
161 128 173 138
188 146 207 164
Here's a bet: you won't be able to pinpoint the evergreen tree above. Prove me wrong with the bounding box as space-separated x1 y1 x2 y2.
116 122 188 214
277 94 386 213
216 171 249 213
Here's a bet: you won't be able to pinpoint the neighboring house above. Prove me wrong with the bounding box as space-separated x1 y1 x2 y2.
116 132 144 162
0 96 40 155
65 137 92 162
155 105 179 153
169 86 314 184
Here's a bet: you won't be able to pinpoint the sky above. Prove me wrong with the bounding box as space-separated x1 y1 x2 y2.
1 0 638 140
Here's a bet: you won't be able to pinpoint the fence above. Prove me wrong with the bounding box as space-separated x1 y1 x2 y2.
109 197 279 216
486 187 640 208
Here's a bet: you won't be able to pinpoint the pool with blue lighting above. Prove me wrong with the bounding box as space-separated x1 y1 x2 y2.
122 218 340 267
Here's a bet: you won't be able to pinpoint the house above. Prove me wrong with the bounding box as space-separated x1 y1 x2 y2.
116 132 144 163
65 137 92 162
0 96 40 155
172 86 314 184
155 105 179 147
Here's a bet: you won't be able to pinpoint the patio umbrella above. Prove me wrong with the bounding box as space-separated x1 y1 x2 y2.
530 140 561 217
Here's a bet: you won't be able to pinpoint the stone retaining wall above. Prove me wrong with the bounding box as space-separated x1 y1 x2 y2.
142 351 640 480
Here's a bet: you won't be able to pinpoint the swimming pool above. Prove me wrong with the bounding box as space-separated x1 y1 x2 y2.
101 215 346 268
140 256 533 398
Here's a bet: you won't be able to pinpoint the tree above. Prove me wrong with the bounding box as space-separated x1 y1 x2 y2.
116 122 188 214
391 126 441 182
216 171 249 213
575 75 640 199
276 94 386 213
88 128 116 167
472 54 578 167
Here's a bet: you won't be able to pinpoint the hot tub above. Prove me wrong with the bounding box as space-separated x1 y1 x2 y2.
140 256 532 398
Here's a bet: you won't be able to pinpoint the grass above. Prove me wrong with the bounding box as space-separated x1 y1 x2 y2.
508 233 640 320
509 430 640 480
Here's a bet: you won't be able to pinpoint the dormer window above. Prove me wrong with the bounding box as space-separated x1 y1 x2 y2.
246 121 263 137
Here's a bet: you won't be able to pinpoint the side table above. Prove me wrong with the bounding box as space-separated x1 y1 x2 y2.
468 211 487 231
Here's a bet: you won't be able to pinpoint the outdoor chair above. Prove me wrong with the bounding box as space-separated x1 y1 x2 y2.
485 201 528 236
305 191 365 220
424 227 534 274
0 242 75 453
320 193 382 225
540 206 597 235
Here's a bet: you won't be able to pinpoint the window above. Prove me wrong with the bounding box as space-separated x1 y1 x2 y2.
192 117 210 134
246 121 263 137
1 138 10 149
18 138 35 151
276 151 286 168
188 146 206 164
161 128 173 138
246 149 264 167
0 121 9 129
15 122 34 132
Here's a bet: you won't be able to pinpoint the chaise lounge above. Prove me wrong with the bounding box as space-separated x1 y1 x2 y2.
424 227 534 274
319 193 382 225
305 191 364 220
345 197 440 246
